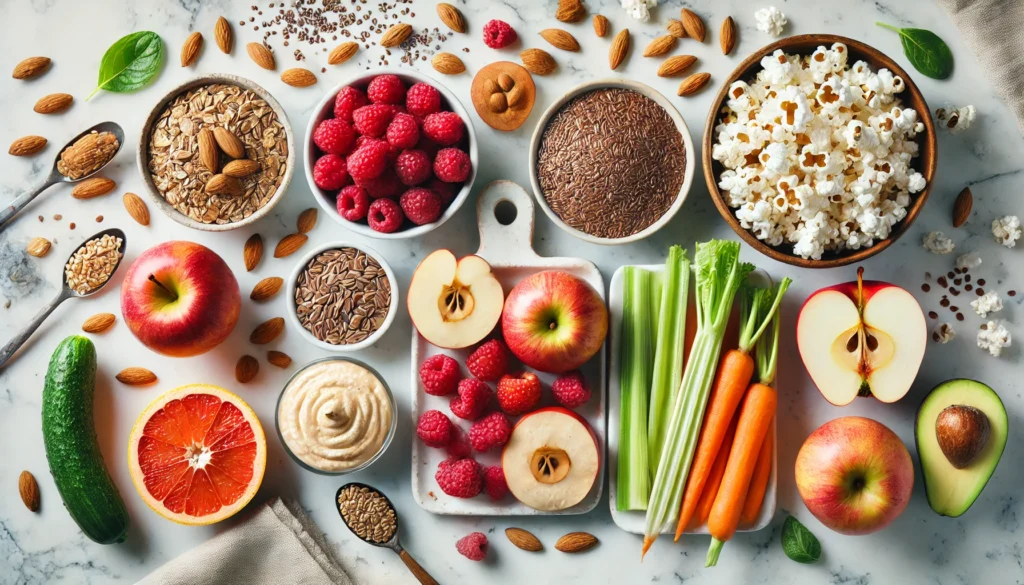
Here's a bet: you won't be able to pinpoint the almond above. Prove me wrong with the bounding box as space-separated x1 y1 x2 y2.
609 29 630 70
281 67 317 87
540 29 580 52
180 31 203 67
235 355 259 383
34 93 73 114
556 0 586 23
213 127 246 159
72 176 115 199
19 471 40 512
123 192 150 226
247 42 276 70
244 234 263 271
9 135 47 156
116 367 157 386
643 35 677 58
505 527 543 552
667 19 686 38
680 9 706 42
521 48 557 75
82 312 116 333
720 16 736 55
26 237 51 258
250 276 284 301
274 233 308 258
267 350 292 368
198 127 219 173
555 532 598 553
592 14 609 38
222 159 260 177
953 187 973 228
380 23 412 48
327 42 359 65
678 72 711 96
437 3 467 33
13 56 51 80
205 174 242 196
297 208 318 233
658 54 698 77
250 317 285 344
215 16 233 54
432 52 466 75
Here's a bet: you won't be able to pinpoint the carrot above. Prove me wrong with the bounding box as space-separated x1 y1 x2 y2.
740 418 774 526
692 412 738 528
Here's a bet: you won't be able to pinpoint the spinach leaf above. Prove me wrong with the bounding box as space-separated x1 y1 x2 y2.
88 31 164 99
877 22 954 80
781 515 821 564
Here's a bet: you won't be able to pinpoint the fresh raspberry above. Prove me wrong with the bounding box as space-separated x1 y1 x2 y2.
469 411 511 452
367 198 404 233
356 170 403 199
466 339 510 381
400 187 443 225
416 137 442 159
482 466 509 501
385 113 420 150
336 185 369 221
497 372 542 415
394 149 433 186
450 378 492 420
552 370 591 408
334 86 368 122
352 104 396 138
416 409 454 448
346 141 390 182
445 426 472 459
419 354 460 396
313 118 356 155
434 148 472 183
405 83 442 117
483 19 517 49
422 112 465 146
436 458 482 498
312 154 348 190
455 532 488 561
367 74 406 105
428 178 459 207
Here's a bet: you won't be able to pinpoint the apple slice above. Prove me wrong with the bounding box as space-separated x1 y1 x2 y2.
407 250 504 349
797 267 926 406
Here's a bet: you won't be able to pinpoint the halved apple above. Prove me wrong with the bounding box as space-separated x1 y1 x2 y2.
407 250 504 349
797 268 926 406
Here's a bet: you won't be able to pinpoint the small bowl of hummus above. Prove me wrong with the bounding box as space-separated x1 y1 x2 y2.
276 357 397 475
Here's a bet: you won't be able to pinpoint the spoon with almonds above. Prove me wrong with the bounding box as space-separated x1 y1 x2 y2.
0 228 126 370
0 121 124 232
336 483 439 585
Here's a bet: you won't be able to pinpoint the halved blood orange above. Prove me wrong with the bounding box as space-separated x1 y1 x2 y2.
128 384 266 525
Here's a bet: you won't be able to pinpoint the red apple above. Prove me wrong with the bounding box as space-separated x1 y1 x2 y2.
795 416 914 535
501 271 607 373
121 241 241 357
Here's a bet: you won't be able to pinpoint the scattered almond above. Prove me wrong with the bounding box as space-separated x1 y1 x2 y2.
235 355 259 383
26 237 51 258
281 68 317 87
680 9 706 42
215 16 233 53
505 527 543 552
667 19 686 38
432 52 466 75
198 127 219 173
223 159 260 177
180 32 203 67
953 187 973 228
123 192 150 226
436 3 467 33
521 48 557 75
250 317 285 344
643 35 677 58
9 135 47 156
328 42 359 65
658 54 698 77
116 367 157 386
540 29 580 52
34 93 73 114
13 56 51 80
247 42 276 70
720 16 736 55
554 532 598 553
556 0 586 23
244 234 263 271
678 72 711 96
82 312 116 333
609 29 630 70
297 208 318 233
267 350 292 368
212 127 246 159
380 23 413 47
250 276 284 301
205 174 243 196
19 471 40 512
592 14 609 37
72 177 116 199
274 233 308 258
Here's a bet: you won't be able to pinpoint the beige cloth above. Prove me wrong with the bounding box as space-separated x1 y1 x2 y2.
136 498 353 585
938 0 1024 132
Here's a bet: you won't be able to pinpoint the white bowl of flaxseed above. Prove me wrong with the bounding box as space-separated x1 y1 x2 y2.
136 74 294 231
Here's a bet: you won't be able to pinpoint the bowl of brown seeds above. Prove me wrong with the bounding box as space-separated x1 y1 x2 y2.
286 241 397 352
529 79 695 244
136 74 294 231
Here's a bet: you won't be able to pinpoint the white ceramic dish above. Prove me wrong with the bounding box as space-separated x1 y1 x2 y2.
527 79 695 245
410 180 607 516
285 241 399 352
304 68 478 239
607 264 777 535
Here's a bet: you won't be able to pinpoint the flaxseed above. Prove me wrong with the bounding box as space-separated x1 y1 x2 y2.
294 248 391 345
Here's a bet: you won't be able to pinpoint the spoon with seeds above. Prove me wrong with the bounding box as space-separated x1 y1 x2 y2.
0 121 124 232
0 228 126 370
336 483 439 585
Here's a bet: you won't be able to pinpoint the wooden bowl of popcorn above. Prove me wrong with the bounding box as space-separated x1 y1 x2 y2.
702 34 937 268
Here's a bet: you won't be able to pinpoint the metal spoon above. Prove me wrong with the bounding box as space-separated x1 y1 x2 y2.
0 121 125 232
336 483 439 585
0 228 127 370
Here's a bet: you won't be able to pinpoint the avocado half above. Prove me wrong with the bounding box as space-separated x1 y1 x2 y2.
916 379 1008 517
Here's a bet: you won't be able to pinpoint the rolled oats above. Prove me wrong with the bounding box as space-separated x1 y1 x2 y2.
64 234 122 295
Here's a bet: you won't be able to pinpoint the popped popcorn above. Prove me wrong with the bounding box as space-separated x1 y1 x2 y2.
970 291 1003 318
755 7 788 37
713 45 927 259
621 0 657 22
992 215 1021 248
956 253 982 270
922 231 955 254
935 105 976 133
932 322 956 344
977 321 1011 357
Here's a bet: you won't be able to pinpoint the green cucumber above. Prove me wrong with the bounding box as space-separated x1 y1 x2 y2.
42 335 129 544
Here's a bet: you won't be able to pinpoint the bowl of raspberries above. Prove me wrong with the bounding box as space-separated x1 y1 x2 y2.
305 69 478 238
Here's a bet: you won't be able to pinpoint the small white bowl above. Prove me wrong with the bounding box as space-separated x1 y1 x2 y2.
304 68 478 239
285 241 398 352
528 79 695 245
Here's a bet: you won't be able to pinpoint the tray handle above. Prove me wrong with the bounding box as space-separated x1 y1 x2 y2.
475 180 541 265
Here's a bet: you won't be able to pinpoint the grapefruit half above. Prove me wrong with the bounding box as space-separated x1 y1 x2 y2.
128 384 266 525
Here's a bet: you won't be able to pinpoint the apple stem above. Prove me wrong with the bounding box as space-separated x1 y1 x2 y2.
148 274 178 301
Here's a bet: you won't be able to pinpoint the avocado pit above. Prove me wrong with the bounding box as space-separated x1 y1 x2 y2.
935 404 990 469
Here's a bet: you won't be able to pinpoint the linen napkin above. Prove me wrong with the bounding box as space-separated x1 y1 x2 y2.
136 498 353 585
937 0 1024 132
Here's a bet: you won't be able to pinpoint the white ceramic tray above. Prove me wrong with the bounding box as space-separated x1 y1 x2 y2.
607 264 777 534
411 180 607 515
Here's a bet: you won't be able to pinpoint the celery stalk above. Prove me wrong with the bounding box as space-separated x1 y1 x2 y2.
647 246 691 471
617 267 654 510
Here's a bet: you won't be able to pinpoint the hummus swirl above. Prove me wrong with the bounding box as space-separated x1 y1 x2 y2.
278 360 392 472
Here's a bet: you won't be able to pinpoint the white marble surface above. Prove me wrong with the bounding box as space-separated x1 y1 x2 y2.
1 0 1022 583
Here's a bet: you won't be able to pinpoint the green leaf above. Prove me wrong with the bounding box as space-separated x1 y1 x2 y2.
877 22 953 80
781 516 821 564
88 31 164 100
